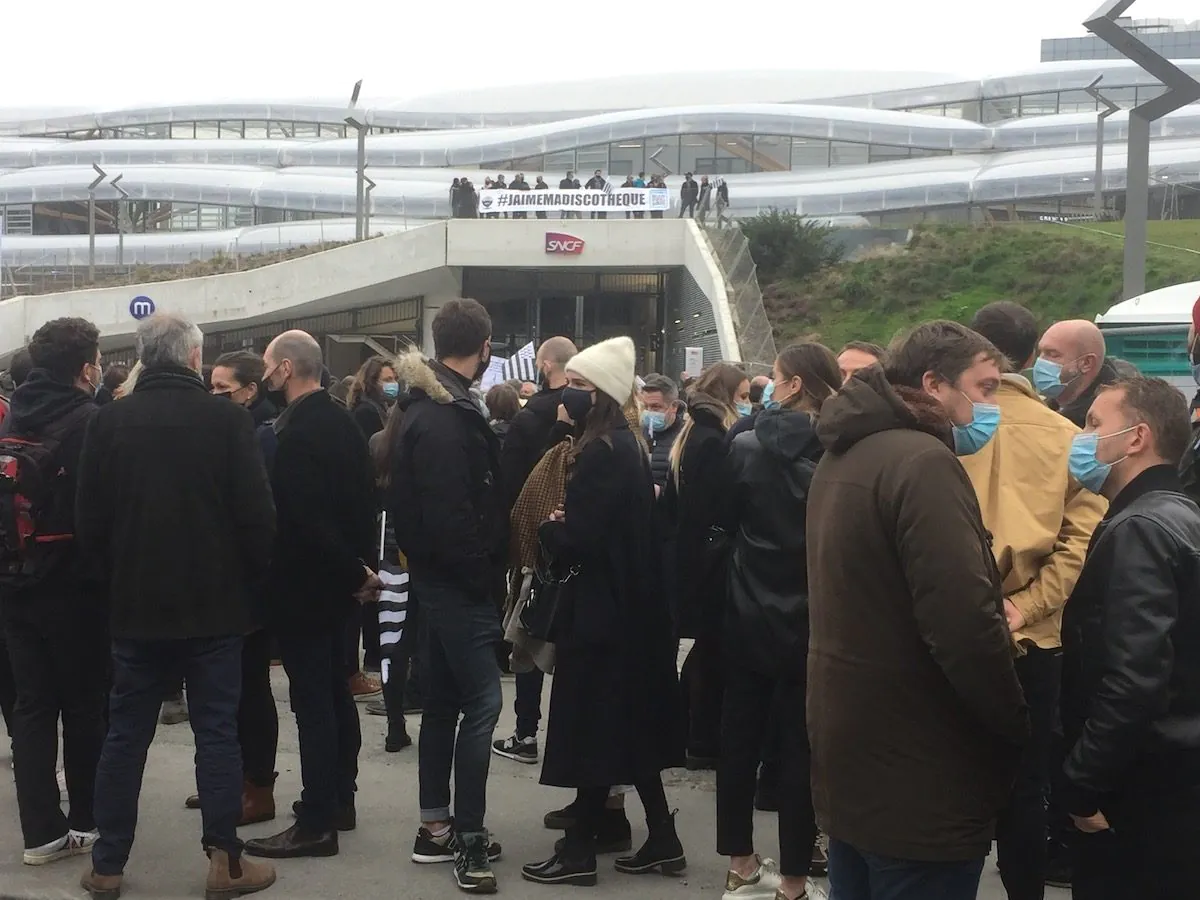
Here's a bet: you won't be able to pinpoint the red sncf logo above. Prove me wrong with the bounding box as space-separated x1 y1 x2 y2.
545 232 585 254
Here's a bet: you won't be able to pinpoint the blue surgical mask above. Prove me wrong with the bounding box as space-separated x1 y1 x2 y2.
1069 427 1135 494
952 402 1001 456
1031 357 1066 398
736 402 753 418
381 382 400 400
761 381 779 411
641 410 667 433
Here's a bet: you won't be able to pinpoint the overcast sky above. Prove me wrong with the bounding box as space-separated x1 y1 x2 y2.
4 0 1198 109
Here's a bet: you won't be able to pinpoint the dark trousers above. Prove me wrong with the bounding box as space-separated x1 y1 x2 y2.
2 597 108 848
679 200 696 218
996 645 1060 900
716 662 815 877
1072 778 1200 899
417 584 502 835
238 629 278 786
828 840 984 899
0 628 15 739
680 635 723 757
277 626 361 832
93 636 243 876
343 604 382 674
514 668 545 740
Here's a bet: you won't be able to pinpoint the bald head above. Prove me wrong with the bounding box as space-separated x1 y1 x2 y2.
264 330 323 402
536 336 578 390
1037 319 1107 401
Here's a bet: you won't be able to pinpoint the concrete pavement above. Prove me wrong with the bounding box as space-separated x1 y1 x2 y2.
0 670 1063 900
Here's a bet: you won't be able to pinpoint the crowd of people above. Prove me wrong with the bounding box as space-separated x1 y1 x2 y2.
1 295 1199 900
449 170 730 224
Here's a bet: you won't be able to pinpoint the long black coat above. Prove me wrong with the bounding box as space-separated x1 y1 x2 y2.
265 389 377 635
539 419 682 788
499 385 564 511
661 395 730 639
75 367 276 640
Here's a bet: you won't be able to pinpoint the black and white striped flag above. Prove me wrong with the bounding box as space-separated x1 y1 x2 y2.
602 181 615 196
378 564 409 664
502 342 537 382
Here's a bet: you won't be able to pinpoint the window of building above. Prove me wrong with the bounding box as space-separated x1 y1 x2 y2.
645 137 680 176
243 121 269 139
317 122 347 138
752 135 791 172
170 122 195 139
869 143 911 164
791 138 830 168
575 144 608 175
1018 93 1059 117
1057 90 1098 114
608 141 644 177
982 97 1020 123
713 134 753 175
544 150 576 176
680 134 716 175
830 141 869 167
215 121 241 139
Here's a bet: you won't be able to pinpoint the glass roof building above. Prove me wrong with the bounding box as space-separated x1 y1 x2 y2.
1 60 1199 269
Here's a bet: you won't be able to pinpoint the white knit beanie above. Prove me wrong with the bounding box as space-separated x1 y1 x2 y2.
566 336 637 406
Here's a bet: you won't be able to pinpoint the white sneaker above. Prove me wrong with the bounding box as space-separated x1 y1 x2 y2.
723 856 783 900
23 829 98 866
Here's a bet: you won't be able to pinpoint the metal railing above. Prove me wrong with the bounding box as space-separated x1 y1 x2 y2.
702 224 777 371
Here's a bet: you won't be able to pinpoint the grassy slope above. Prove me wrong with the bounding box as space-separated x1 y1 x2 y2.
764 222 1200 350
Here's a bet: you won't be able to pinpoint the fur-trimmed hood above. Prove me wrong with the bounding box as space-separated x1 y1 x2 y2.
392 346 455 406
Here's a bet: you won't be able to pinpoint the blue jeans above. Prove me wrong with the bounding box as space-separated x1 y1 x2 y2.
417 583 502 836
828 839 984 900
92 637 244 876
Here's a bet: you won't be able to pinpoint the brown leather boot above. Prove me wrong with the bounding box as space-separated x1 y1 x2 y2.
81 868 123 900
205 848 276 900
240 776 277 826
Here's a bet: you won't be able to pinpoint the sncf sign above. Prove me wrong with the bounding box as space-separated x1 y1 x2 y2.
545 232 585 255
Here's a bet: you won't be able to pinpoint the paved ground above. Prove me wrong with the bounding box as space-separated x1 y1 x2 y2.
0 670 1065 900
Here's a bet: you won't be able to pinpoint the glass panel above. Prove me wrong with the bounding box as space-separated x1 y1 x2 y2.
712 134 753 175
982 97 1019 122
830 141 869 167
195 121 220 139
1057 90 1097 114
679 134 715 176
791 138 829 169
1018 93 1059 117
544 150 576 176
575 144 608 175
243 121 269 139
318 122 347 138
869 143 911 164
170 122 195 139
608 140 644 177
293 122 320 139
145 124 168 139
217 121 242 139
752 135 791 172
1136 85 1167 105
646 137 680 176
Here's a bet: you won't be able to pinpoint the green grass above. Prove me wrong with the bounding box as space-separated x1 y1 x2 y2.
765 222 1200 350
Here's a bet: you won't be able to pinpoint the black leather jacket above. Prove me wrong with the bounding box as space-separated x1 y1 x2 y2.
1061 464 1200 815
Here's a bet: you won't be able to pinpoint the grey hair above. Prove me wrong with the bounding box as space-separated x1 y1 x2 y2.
137 313 203 369
270 330 323 380
641 373 678 402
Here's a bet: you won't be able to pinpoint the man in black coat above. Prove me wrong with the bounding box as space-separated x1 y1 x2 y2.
243 330 378 861
492 335 577 765
1060 376 1200 899
641 374 685 492
75 313 277 898
0 318 107 865
388 299 507 894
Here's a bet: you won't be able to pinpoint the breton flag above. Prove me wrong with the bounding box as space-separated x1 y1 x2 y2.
378 565 409 658
503 342 537 382
602 181 615 196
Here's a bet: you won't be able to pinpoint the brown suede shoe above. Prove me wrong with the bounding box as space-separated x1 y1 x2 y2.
81 868 123 900
241 778 276 826
186 793 201 810
205 848 276 900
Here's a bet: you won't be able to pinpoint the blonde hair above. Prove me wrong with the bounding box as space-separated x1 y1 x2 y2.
669 362 746 484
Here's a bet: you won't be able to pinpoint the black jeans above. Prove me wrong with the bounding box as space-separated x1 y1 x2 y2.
716 662 816 877
996 645 1060 900
277 625 361 832
828 840 984 900
514 668 545 740
238 629 278 787
2 595 108 848
0 627 16 739
680 635 723 757
417 583 503 835
93 636 244 876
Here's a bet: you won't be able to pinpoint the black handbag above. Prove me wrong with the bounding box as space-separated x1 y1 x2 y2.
520 544 578 642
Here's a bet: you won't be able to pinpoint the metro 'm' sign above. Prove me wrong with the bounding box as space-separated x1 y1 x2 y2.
545 232 585 255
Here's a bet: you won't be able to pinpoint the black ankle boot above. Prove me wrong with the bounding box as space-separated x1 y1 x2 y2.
614 810 686 875
522 827 598 886
554 807 633 855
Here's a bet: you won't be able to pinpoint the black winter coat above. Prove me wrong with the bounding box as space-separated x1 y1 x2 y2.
724 408 823 680
538 418 682 788
387 351 509 598
75 367 276 640
647 415 684 489
1061 465 1200 816
499 385 564 511
351 396 388 440
248 393 279 429
266 389 376 634
661 394 730 638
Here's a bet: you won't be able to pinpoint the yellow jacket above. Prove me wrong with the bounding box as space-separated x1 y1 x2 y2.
959 375 1107 650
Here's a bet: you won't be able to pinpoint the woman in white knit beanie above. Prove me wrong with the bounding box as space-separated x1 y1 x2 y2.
522 335 686 887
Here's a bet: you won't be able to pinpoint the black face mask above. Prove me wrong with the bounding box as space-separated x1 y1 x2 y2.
473 350 491 383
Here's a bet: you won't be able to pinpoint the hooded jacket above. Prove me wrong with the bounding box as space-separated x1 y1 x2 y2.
723 406 823 679
806 365 1028 863
387 349 508 598
499 383 565 512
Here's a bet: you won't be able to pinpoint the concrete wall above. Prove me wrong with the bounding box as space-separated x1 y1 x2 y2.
2 219 741 365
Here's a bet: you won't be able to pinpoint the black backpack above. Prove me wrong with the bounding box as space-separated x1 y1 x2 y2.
0 404 92 589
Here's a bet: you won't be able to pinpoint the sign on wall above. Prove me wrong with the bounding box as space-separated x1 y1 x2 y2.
129 296 156 320
480 188 669 215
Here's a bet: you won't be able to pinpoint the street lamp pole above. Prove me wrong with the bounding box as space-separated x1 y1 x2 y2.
363 172 377 238
346 79 366 241
110 174 130 269
87 163 107 284
1083 76 1120 221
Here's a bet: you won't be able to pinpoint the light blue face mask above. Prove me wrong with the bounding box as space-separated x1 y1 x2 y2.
1069 427 1135 494
761 380 779 411
381 381 400 399
736 402 753 417
952 402 1001 456
641 410 667 433
1031 357 1066 398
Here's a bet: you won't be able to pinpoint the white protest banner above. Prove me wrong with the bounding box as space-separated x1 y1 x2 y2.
478 188 670 215
480 356 508 391
684 347 704 379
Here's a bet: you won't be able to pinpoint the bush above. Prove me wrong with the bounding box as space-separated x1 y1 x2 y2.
740 210 844 283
